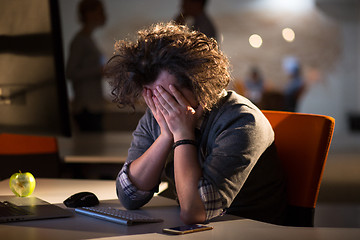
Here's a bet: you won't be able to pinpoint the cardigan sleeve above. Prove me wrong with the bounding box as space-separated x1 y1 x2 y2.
200 101 275 211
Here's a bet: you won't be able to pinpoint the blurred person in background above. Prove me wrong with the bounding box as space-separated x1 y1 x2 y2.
284 65 304 112
66 0 107 131
174 0 217 41
244 66 265 107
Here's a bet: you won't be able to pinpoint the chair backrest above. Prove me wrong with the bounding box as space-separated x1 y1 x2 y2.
262 110 335 226
0 134 60 179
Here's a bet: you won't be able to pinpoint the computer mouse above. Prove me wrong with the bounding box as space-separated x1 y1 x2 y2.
63 192 99 208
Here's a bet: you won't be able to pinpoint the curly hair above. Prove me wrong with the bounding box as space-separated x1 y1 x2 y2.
104 21 231 111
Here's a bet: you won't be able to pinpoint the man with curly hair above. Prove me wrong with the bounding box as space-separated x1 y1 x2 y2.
105 22 287 225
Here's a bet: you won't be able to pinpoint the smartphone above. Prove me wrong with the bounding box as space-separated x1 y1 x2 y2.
163 224 213 235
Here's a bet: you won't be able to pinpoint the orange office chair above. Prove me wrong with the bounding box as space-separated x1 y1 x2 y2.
262 110 335 227
0 134 61 180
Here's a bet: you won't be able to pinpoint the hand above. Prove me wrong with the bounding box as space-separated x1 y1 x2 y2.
142 88 173 140
153 85 203 141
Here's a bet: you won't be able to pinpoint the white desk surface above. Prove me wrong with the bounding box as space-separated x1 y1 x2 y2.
1 178 359 240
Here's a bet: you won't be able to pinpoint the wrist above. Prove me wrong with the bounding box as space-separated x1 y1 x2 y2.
173 133 195 142
159 132 174 145
173 130 195 142
173 139 197 150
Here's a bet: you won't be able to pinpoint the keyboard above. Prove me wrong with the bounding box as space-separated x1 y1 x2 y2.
75 206 163 225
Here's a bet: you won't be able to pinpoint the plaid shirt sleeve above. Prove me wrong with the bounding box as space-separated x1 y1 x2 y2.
119 162 225 220
117 161 153 201
198 177 226 220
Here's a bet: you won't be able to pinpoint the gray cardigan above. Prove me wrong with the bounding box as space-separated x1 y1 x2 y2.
117 91 287 224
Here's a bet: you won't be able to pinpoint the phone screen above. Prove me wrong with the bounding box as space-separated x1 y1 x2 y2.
163 224 213 234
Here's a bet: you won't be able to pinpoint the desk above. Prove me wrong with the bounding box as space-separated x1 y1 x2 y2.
1 179 359 240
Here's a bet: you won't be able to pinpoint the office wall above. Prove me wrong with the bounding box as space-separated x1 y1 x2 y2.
298 0 360 150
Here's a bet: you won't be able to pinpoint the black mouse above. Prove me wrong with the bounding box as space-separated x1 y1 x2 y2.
63 192 99 208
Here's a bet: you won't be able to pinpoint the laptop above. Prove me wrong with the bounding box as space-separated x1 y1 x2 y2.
0 195 73 223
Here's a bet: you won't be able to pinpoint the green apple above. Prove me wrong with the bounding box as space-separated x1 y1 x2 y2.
9 171 36 197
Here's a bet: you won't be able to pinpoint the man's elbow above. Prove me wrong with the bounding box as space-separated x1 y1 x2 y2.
180 209 206 225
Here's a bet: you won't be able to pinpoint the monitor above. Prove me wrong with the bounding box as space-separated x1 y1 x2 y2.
0 0 71 137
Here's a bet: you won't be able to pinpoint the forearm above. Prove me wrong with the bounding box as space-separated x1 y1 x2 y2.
116 165 154 210
128 134 172 191
174 144 206 224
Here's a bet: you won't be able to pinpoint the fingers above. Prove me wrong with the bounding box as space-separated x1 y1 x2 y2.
143 88 171 135
153 86 178 113
155 85 201 119
143 88 166 119
153 94 168 116
146 85 199 120
142 88 156 112
169 84 189 107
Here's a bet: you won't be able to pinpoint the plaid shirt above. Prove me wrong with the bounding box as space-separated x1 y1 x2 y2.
117 161 225 220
